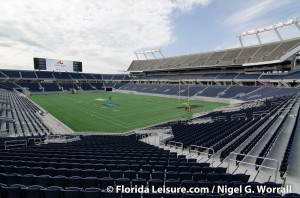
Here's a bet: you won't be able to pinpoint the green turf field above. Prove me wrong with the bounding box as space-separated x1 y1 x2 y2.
30 92 227 133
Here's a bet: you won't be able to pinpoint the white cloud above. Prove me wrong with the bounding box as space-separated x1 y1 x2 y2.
0 0 209 73
224 0 288 28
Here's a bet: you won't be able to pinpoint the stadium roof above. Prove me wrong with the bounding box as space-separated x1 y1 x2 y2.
127 37 300 72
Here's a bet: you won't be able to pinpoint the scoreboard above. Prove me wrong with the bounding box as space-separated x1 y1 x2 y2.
34 58 82 72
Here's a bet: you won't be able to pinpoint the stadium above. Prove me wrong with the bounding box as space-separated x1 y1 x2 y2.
0 1 300 197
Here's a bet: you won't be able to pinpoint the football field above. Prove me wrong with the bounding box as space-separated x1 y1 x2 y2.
30 92 227 133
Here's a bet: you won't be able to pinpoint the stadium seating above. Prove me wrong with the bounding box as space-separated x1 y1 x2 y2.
35 71 55 79
79 83 95 91
20 71 37 79
0 83 20 91
16 82 42 92
280 105 300 176
59 83 79 91
40 83 61 92
52 72 71 79
68 72 85 80
0 70 20 78
0 134 295 197
127 37 300 71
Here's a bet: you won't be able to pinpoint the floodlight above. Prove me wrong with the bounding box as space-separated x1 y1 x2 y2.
257 28 265 32
285 19 294 25
265 25 274 31
275 22 284 28
247 30 256 34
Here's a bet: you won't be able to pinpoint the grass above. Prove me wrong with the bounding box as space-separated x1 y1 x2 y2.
30 92 227 133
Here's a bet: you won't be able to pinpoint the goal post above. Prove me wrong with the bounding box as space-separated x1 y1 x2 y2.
178 79 191 112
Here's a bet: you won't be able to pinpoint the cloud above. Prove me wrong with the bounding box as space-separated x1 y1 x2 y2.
223 0 300 35
0 0 209 73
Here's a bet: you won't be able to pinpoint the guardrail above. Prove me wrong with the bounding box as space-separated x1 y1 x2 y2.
213 116 226 121
189 145 215 166
227 152 279 182
231 113 247 120
252 110 270 119
27 138 45 146
4 140 27 150
45 135 80 143
167 141 183 154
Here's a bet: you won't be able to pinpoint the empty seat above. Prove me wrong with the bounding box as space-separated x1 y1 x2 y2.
110 170 123 179
132 178 147 188
24 185 45 198
165 179 180 188
124 170 136 180
99 177 115 189
36 175 50 187
63 187 82 198
148 179 164 189
152 171 164 180
138 170 151 180
20 174 35 186
96 170 110 178
3 186 23 198
82 187 101 198
66 176 82 188
166 172 178 180
83 177 99 188
51 175 66 187
42 186 63 198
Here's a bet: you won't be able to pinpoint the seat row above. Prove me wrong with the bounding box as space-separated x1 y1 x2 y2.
0 171 250 187
0 160 211 172
0 154 193 165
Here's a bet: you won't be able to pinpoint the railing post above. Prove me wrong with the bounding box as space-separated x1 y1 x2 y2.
189 145 215 166
228 152 279 182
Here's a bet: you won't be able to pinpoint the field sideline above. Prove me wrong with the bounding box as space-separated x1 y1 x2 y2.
30 92 227 133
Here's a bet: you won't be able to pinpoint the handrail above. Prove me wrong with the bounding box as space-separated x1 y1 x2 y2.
27 138 44 145
227 152 279 183
189 145 215 166
167 141 183 154
252 110 270 119
213 116 226 121
4 140 27 150
231 113 247 120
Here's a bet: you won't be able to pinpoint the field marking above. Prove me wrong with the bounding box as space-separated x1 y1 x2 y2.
30 92 225 132
125 111 188 128
42 94 200 127
58 98 130 126
44 97 130 127
34 95 184 130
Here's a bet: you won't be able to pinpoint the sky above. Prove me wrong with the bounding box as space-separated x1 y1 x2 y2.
0 0 299 74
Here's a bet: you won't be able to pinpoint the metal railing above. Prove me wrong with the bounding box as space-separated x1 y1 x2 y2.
4 140 27 150
252 110 270 119
189 145 215 166
227 152 279 182
213 116 226 121
27 138 45 145
167 141 183 154
45 135 80 143
231 113 247 120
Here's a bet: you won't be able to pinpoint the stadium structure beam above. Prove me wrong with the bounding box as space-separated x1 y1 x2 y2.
295 22 300 31
134 49 165 60
256 33 262 45
237 17 300 47
238 37 244 47
274 29 283 41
